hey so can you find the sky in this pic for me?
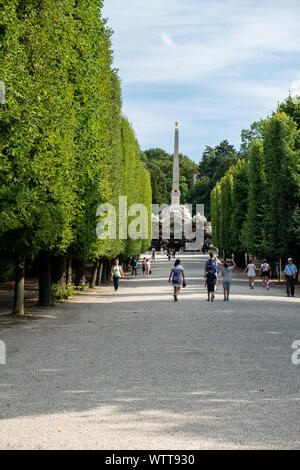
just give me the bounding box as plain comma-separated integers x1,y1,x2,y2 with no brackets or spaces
103,0,300,162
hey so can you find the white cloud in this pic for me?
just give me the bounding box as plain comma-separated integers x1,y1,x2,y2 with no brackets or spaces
291,80,300,97
102,0,300,160
161,33,174,47
104,0,300,84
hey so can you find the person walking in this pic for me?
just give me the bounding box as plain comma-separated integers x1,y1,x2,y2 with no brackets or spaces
204,252,219,288
111,259,124,292
244,260,259,289
284,258,298,297
205,265,216,302
131,257,138,277
145,258,151,278
169,259,185,302
151,248,156,262
142,257,146,276
261,259,271,290
222,259,236,301
167,248,171,262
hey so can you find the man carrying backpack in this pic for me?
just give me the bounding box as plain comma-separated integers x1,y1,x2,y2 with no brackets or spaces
204,253,216,274
204,252,221,290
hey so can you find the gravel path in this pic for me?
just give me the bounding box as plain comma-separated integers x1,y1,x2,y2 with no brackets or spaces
0,254,300,450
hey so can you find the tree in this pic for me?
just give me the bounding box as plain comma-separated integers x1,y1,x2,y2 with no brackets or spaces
142,155,168,205
278,95,300,131
185,177,211,217
240,121,266,157
230,159,248,263
243,141,265,258
186,141,237,220
0,1,152,312
0,0,78,311
263,112,300,262
143,148,197,204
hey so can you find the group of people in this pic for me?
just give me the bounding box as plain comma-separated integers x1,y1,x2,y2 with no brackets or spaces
167,248,176,261
142,258,152,278
243,257,299,297
169,252,299,302
151,247,176,262
204,253,299,301
110,257,152,292
131,256,152,278
204,253,235,302
111,252,299,299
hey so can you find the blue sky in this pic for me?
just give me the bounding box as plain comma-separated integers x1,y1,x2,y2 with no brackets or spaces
103,0,300,162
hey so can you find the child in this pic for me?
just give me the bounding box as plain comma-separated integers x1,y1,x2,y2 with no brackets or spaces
222,259,236,301
205,266,216,302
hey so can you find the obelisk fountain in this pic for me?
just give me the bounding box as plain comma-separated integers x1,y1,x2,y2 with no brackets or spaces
171,122,181,206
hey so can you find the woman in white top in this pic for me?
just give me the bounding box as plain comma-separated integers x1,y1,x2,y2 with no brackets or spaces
243,260,259,289
111,259,124,292
145,258,151,278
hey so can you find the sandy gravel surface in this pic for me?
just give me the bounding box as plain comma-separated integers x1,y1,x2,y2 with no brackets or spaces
0,254,300,450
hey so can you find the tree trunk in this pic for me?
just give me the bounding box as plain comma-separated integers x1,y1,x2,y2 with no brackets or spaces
75,259,86,287
51,256,67,289
13,258,25,316
101,259,110,283
106,259,112,281
96,261,103,287
38,252,54,307
66,258,73,285
90,260,100,289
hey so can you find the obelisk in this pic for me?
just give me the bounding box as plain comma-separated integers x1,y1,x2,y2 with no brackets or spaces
171,122,181,206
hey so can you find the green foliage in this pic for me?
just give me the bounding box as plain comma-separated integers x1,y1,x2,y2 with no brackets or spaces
119,118,152,257
186,140,238,218
0,258,15,283
210,105,300,264
219,171,233,255
0,0,152,316
185,176,211,216
210,185,218,247
143,148,197,204
278,95,300,132
0,0,77,258
230,159,248,253
51,282,78,300
240,121,266,157
244,141,265,257
263,112,300,260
